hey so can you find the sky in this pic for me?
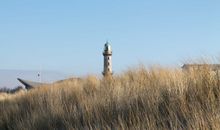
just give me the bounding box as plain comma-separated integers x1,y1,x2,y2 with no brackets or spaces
0,0,220,76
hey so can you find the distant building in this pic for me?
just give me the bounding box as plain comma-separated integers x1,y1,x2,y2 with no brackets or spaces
102,42,113,76
17,78,48,90
182,64,220,72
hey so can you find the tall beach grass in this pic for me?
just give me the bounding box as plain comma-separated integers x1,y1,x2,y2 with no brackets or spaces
1,65,220,129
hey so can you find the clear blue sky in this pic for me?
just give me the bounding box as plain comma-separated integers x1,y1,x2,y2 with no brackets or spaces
0,0,220,75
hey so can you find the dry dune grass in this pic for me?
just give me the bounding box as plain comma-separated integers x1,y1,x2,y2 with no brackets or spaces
0,90,26,101
1,66,220,129
0,93,9,101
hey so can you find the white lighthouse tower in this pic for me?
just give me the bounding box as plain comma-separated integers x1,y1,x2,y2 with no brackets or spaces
103,42,113,76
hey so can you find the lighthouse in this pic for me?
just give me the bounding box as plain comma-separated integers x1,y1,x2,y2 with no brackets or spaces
103,42,113,76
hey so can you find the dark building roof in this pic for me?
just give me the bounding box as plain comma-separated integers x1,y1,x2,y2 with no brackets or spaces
17,78,48,90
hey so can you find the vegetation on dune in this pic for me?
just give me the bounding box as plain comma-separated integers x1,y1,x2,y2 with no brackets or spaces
1,66,220,130
0,86,24,94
